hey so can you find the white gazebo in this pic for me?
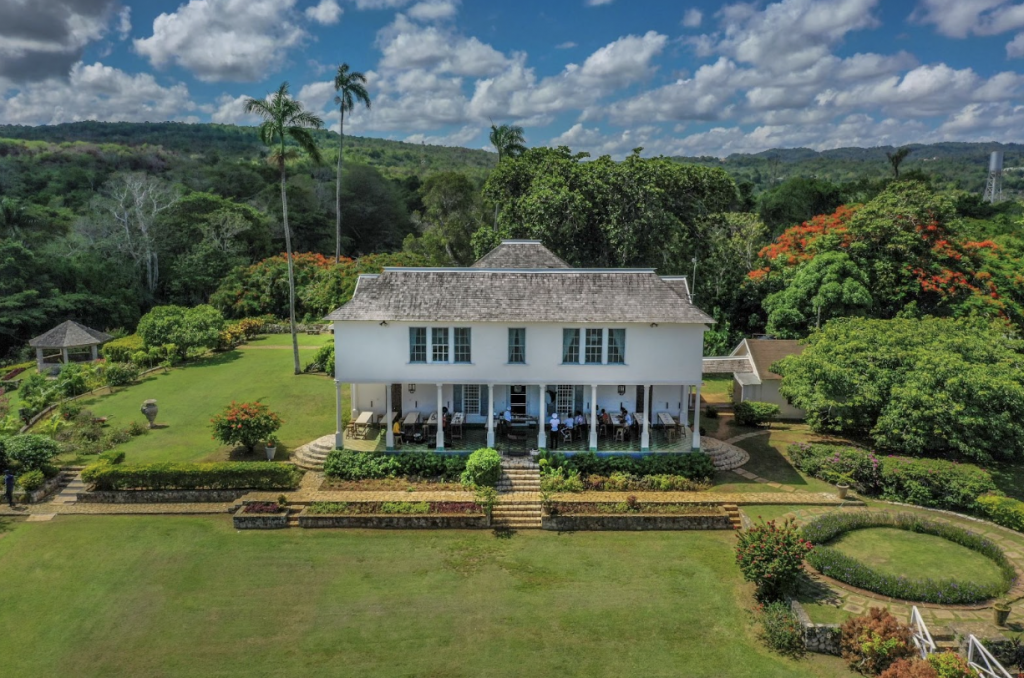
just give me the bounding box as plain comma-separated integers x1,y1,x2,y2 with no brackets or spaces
29,320,112,374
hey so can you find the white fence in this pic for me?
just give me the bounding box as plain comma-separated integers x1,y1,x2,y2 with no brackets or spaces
967,635,1014,678
910,606,936,659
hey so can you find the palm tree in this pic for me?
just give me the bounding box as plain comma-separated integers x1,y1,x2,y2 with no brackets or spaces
245,82,324,375
488,123,526,229
333,63,371,263
886,146,912,179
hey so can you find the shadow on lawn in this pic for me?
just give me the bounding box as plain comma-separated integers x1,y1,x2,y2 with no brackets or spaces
738,436,812,487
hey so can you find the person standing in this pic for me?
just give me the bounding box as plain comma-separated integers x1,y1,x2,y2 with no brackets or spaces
549,412,560,450
4,469,15,508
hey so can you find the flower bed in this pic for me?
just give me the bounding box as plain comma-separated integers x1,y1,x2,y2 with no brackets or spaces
1,366,28,381
802,511,1015,605
547,501,722,516
319,478,465,492
233,503,288,530
305,500,481,515
542,500,730,530
298,501,486,529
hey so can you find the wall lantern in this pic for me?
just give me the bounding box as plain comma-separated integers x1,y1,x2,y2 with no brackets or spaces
379,320,389,327
617,385,626,396
408,383,416,394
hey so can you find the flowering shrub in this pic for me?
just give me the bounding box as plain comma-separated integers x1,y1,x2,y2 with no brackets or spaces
879,658,938,678
460,447,502,488
2,434,60,473
788,443,997,512
242,502,283,514
210,401,282,453
735,518,813,601
548,502,722,516
802,511,1014,604
927,652,972,678
305,500,481,515
754,601,805,657
841,608,914,675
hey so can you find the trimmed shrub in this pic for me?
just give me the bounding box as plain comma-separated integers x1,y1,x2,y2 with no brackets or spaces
803,511,1015,605
927,652,972,678
102,334,144,363
735,518,813,601
209,401,282,453
754,601,805,657
879,658,939,678
304,343,335,375
789,443,997,512
734,401,780,427
841,608,915,675
2,434,60,472
305,500,481,515
540,450,715,482
322,450,466,481
976,494,1024,532
103,362,140,388
81,462,301,491
98,450,125,465
461,448,501,488
17,469,45,492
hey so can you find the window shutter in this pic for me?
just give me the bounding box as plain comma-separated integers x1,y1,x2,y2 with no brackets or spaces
453,385,463,413
480,385,489,416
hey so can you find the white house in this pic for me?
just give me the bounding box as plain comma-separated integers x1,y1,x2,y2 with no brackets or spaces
730,338,805,419
326,241,713,454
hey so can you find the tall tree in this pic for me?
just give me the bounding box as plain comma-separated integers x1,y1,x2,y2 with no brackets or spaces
244,82,324,375
488,123,526,229
886,146,912,179
333,64,371,264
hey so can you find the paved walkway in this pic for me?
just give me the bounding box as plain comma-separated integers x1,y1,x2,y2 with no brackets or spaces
49,472,85,506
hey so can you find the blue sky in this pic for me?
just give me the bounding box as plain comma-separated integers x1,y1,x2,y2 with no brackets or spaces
2,0,1024,157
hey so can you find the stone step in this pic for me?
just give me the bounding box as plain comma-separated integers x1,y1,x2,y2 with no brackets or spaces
493,508,542,515
492,521,542,529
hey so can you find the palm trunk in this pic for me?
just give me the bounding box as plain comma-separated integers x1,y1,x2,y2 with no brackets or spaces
335,109,345,264
280,160,301,375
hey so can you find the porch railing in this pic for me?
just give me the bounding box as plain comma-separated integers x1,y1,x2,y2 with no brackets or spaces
910,606,936,659
966,635,1013,678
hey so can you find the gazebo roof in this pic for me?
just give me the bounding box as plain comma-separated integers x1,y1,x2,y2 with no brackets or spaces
29,321,112,348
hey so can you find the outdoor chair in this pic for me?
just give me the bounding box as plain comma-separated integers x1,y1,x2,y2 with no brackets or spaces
561,428,573,445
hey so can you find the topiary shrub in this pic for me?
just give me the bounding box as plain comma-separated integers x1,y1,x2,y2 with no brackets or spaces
17,469,45,492
840,608,915,675
209,401,282,454
460,448,501,488
754,601,805,657
102,334,144,363
3,434,60,473
976,494,1024,532
734,401,780,427
879,658,938,678
735,518,813,601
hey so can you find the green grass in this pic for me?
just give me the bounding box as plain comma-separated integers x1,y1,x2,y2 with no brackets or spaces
740,505,807,524
828,527,1006,589
245,333,333,347
72,349,342,464
0,516,854,678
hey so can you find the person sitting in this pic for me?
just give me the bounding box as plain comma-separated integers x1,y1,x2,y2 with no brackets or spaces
549,412,560,449
575,411,587,441
562,413,574,441
624,411,634,439
599,408,611,436
392,419,403,447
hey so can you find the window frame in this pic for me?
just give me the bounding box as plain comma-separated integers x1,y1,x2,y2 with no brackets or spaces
409,327,427,363
508,328,526,364
562,328,580,364
453,327,472,363
584,328,603,364
431,327,449,363
607,328,626,364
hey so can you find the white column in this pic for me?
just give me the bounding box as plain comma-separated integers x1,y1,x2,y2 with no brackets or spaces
35,347,44,373
334,380,343,449
436,383,444,451
385,384,395,451
350,383,358,419
537,384,547,449
91,345,98,360
641,383,650,451
680,384,688,427
61,347,68,364
486,384,495,448
589,384,598,452
692,383,702,450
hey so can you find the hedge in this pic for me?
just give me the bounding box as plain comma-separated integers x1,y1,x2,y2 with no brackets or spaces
541,450,715,482
82,462,301,491
322,450,466,481
102,334,144,363
976,495,1024,532
734,401,780,427
803,511,1014,605
461,448,501,487
789,443,997,512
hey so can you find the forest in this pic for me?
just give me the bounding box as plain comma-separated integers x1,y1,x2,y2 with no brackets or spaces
0,120,1022,363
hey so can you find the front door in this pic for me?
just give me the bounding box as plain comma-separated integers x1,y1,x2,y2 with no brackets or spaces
510,385,527,416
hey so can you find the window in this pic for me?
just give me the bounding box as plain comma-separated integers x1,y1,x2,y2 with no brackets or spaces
556,385,574,416
432,327,449,363
608,329,626,364
454,328,471,363
464,385,480,415
585,329,603,364
409,327,426,362
508,328,526,363
562,329,580,364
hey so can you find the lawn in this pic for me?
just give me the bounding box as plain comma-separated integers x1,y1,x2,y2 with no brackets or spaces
70,348,342,464
711,426,845,495
0,516,854,678
245,333,333,347
828,527,1007,589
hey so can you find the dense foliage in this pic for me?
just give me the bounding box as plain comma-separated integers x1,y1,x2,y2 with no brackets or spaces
775,317,1024,461
136,304,225,359
1,434,60,474
733,401,780,427
209,401,282,453
753,601,805,657
840,608,914,676
802,511,1015,604
538,450,715,481
81,461,301,491
976,494,1024,532
735,518,813,601
460,448,502,488
788,443,998,512
305,500,482,515
322,449,467,482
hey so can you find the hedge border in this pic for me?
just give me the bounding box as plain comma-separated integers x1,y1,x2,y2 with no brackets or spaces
802,511,1016,605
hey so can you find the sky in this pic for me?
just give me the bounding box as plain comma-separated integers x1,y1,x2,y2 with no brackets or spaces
1,0,1024,158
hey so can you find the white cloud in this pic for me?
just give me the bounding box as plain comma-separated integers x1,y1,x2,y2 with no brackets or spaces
134,0,308,82
556,41,577,49
404,124,479,145
1008,32,1024,57
0,61,194,125
911,0,1024,38
406,0,458,21
682,8,702,27
345,0,413,8
209,93,261,124
586,0,614,5
549,123,659,156
305,0,342,24
117,6,132,39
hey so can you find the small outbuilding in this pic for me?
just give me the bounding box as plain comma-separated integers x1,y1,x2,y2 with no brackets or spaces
730,338,805,419
29,320,112,374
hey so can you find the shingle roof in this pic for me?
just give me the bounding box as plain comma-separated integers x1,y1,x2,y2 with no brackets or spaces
29,320,112,348
746,339,804,380
471,240,571,269
326,269,714,324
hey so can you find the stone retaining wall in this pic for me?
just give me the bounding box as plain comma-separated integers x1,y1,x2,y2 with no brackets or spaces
78,489,247,504
233,510,289,529
16,474,65,504
542,513,732,531
789,599,841,656
298,512,487,529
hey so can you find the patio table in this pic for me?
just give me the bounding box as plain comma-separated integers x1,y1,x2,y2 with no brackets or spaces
354,411,374,439
658,412,677,428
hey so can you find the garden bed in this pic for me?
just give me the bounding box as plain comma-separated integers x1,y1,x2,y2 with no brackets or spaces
318,478,465,492
233,503,289,530
298,500,487,529
543,502,730,530
15,474,65,504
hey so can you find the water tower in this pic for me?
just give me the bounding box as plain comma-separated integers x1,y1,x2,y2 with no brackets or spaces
984,150,1003,203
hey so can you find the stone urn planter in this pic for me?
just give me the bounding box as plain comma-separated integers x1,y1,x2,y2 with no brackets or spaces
836,484,850,500
994,602,1012,627
140,399,158,429
264,439,277,461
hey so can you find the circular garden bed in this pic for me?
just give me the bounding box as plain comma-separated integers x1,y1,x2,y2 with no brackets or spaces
801,511,1016,605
